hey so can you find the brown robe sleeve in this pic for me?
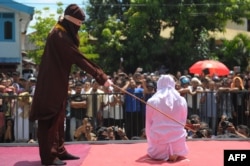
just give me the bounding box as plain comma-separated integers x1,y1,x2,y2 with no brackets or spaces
29,27,107,121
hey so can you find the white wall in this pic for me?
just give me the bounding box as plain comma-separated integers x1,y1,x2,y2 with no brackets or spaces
226,19,248,31
0,6,21,60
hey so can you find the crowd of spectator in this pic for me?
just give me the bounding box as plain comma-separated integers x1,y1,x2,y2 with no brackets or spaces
0,65,250,143
0,69,36,143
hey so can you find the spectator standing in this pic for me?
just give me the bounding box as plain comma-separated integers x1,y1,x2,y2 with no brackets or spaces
64,80,75,142
11,71,22,94
69,81,87,141
3,89,16,140
101,85,112,127
0,93,13,142
79,70,89,83
123,78,144,139
81,79,91,94
14,92,32,142
186,77,203,117
107,80,124,127
18,77,28,93
200,80,217,134
217,78,234,128
0,77,16,142
244,75,250,128
22,63,34,80
28,77,37,142
178,76,191,97
230,76,248,126
28,76,36,95
141,78,156,129
87,79,105,129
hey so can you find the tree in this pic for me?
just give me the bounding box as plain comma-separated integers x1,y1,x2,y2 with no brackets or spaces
27,1,250,74
27,1,95,72
220,33,250,71
27,2,64,64
86,0,166,73
85,0,130,73
85,0,250,74
122,0,166,73
161,0,250,73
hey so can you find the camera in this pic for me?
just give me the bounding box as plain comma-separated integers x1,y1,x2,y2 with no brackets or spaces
85,125,91,132
221,120,231,129
112,126,119,132
195,130,205,138
191,119,199,124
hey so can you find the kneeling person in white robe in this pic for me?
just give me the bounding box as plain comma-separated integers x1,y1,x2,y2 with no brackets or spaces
146,75,188,161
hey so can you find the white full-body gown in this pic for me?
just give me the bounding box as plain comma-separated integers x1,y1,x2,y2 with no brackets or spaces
146,75,188,161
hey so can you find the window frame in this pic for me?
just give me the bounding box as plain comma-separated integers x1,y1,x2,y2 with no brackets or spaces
0,13,15,42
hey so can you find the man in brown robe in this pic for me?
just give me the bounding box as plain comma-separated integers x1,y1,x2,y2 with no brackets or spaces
29,4,112,165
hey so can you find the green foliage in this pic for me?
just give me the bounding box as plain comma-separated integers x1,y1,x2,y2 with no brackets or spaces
27,0,250,74
156,0,250,73
85,0,250,73
86,0,129,73
27,3,64,64
220,33,250,70
194,28,210,59
27,2,98,66
121,0,165,72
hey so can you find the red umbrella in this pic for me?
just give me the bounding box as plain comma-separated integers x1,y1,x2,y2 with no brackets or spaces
189,60,230,76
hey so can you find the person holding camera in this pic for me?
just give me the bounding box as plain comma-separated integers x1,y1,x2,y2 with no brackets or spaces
106,126,128,140
192,127,213,139
185,114,202,138
114,126,128,140
217,115,249,138
74,118,96,141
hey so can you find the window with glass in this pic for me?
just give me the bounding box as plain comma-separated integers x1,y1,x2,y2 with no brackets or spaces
0,13,15,41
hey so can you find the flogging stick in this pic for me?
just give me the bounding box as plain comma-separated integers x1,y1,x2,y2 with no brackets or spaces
111,84,196,133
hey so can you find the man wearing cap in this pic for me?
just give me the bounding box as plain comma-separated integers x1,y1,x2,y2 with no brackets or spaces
29,4,112,165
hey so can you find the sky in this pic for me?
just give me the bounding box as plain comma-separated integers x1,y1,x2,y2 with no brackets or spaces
15,0,87,11
14,0,87,33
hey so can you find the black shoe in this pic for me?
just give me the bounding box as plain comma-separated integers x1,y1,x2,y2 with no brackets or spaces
42,158,66,165
58,153,80,160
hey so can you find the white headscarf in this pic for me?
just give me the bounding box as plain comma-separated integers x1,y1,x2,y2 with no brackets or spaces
155,75,180,110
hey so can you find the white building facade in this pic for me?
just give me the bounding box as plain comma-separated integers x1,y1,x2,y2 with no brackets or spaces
0,0,34,72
